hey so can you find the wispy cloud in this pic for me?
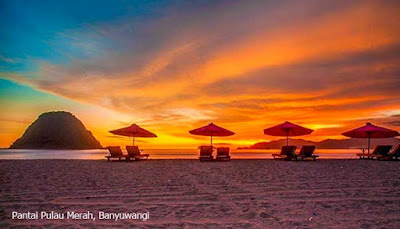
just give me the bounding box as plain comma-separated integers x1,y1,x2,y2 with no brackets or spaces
0,55,22,64
1,0,400,146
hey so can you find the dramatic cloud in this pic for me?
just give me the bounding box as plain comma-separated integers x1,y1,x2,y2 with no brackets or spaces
1,0,400,147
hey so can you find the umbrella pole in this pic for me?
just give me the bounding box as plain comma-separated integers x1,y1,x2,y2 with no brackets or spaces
133,137,135,146
210,136,213,147
286,130,289,146
367,133,370,155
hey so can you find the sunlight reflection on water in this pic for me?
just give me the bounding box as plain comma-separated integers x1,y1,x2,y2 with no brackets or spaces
0,149,360,160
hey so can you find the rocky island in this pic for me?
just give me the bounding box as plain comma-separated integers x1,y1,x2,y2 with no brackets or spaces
10,111,102,149
238,138,400,149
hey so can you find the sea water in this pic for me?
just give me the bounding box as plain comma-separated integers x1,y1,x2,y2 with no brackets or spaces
0,149,360,160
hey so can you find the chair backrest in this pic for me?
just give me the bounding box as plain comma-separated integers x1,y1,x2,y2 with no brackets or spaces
217,147,230,156
280,145,297,156
298,145,316,157
199,146,213,156
389,144,400,156
126,146,141,157
107,146,124,156
372,145,392,156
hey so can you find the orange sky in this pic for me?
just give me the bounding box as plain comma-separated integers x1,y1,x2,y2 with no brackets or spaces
1,0,399,148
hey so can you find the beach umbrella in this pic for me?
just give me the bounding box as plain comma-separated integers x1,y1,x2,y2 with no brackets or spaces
189,123,235,147
341,122,399,155
264,121,313,146
109,124,157,146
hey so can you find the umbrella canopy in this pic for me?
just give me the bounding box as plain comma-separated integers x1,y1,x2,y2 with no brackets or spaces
342,122,399,154
189,123,235,146
109,124,157,145
264,121,314,146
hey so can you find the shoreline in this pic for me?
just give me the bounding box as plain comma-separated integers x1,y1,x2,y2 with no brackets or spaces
0,148,362,160
0,158,363,161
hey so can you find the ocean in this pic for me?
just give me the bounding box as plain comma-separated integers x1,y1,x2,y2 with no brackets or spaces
0,149,361,160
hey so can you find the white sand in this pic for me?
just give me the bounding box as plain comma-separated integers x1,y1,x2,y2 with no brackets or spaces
1,159,399,228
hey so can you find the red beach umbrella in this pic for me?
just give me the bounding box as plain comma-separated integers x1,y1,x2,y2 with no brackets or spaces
189,123,235,147
264,121,314,146
109,124,157,145
342,122,399,155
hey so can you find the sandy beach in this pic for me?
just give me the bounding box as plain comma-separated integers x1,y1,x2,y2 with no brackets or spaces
1,159,399,228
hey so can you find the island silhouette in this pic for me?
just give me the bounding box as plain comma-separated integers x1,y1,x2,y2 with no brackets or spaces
10,111,102,149
239,138,400,149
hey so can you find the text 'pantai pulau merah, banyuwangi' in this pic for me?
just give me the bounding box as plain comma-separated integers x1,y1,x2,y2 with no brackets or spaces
11,211,150,221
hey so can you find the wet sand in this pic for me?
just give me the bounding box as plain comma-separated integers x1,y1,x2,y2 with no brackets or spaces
1,159,399,228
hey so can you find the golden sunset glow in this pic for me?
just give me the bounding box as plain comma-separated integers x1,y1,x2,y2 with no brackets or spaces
1,0,399,148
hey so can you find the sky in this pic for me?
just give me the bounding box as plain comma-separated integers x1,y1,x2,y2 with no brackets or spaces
1,0,400,148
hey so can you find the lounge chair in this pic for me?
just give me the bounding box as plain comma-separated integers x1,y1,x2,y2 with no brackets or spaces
356,145,392,159
272,145,297,160
380,144,400,161
105,146,127,161
126,146,150,161
199,146,214,162
297,145,318,161
216,147,231,161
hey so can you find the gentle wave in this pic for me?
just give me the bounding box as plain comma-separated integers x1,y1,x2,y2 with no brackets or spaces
0,149,361,160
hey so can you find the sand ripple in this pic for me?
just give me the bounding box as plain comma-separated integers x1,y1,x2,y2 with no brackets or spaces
1,159,399,228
